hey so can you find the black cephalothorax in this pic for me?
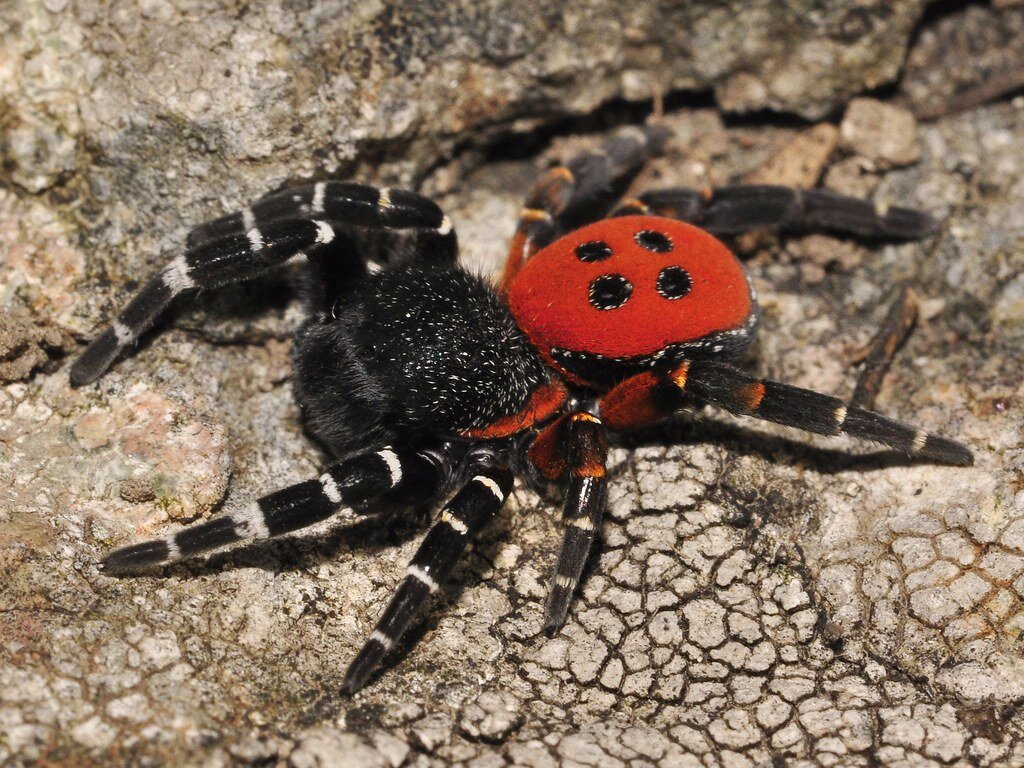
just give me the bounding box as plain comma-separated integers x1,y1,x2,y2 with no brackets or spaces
293,263,548,456
75,125,972,693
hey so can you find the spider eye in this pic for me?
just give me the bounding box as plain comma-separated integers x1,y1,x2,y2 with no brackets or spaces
656,266,692,300
635,230,673,253
575,240,613,262
589,274,633,310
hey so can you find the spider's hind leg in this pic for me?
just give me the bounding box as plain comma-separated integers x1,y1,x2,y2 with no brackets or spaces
499,124,671,290
611,185,938,241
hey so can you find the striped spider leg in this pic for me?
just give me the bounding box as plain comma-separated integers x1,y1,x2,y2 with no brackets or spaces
600,359,973,466
536,411,609,635
100,446,451,574
611,184,939,240
185,181,456,262
498,124,671,292
342,457,514,693
70,183,456,387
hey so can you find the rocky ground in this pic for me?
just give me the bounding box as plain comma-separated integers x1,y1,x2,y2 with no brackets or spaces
2,1,1024,766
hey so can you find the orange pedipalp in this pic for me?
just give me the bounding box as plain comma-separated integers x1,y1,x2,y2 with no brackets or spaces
527,414,569,480
459,380,567,440
599,370,665,432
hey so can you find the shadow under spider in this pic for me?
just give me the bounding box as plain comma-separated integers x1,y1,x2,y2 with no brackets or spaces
160,503,431,580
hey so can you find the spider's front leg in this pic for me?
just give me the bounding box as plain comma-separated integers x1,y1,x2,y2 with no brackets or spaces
185,181,456,260
71,182,456,386
100,446,448,574
528,411,609,634
71,217,344,386
342,459,514,694
600,361,972,466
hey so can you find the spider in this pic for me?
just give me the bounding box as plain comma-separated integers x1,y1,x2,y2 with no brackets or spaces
72,125,973,694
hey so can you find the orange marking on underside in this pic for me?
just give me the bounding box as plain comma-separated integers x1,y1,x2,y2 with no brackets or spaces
528,415,569,480
526,168,575,211
499,229,532,292
619,197,649,214
551,166,575,183
671,361,690,391
459,380,568,440
599,370,664,432
572,458,606,478
519,208,552,222
570,414,607,477
734,381,766,412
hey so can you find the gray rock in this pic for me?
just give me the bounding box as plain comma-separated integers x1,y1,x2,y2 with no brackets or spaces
3,2,1024,767
0,304,76,383
899,2,1024,119
2,0,934,343
839,98,922,168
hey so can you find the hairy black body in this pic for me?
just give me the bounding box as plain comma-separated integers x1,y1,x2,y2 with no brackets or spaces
293,263,547,455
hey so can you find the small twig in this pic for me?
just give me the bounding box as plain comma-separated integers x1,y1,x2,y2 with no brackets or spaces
914,66,1024,121
850,284,919,410
650,85,665,122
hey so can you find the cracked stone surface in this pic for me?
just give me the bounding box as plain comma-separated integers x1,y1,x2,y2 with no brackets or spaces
898,2,1024,119
3,3,1024,767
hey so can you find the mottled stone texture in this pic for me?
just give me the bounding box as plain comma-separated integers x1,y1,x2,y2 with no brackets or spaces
3,1,1024,767
0,0,934,349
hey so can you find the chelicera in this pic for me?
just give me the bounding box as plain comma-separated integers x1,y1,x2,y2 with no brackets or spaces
72,125,972,693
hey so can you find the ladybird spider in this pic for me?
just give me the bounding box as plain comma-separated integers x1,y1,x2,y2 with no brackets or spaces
74,125,973,693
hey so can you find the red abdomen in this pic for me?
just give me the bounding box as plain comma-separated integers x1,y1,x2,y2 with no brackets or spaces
507,216,756,387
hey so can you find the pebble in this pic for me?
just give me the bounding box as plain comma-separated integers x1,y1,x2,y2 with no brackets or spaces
839,98,921,168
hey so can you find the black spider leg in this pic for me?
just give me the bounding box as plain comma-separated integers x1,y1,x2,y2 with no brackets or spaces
500,125,670,289
342,458,514,694
611,185,938,240
673,360,973,465
185,181,457,264
186,183,456,283
70,218,341,386
70,185,457,386
544,411,609,635
100,446,451,574
550,124,672,234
